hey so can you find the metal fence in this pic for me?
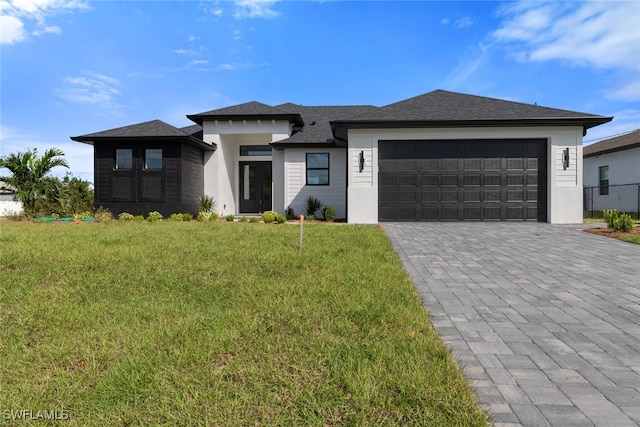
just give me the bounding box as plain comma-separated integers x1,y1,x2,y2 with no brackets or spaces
583,183,640,219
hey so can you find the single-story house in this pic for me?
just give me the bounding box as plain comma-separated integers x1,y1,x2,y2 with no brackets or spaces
583,129,640,213
71,89,612,223
0,182,23,216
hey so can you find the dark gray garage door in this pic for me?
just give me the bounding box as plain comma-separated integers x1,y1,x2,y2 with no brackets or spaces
379,139,547,221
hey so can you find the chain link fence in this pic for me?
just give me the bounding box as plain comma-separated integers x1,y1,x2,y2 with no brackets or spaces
583,183,640,219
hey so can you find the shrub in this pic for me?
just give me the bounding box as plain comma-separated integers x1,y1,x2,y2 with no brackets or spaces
603,209,634,233
305,215,315,221
134,215,144,222
197,211,210,222
285,207,296,220
262,211,276,223
210,212,219,222
613,213,634,233
199,195,215,213
118,212,134,221
225,214,235,222
304,196,323,218
95,207,113,222
322,205,336,222
249,217,259,223
182,213,193,221
147,211,163,222
240,216,248,222
169,213,184,221
276,214,286,224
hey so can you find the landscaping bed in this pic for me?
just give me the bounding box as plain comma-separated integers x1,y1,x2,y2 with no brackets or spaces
584,225,640,244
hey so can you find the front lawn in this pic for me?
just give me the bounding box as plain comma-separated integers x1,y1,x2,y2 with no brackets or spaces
0,221,489,426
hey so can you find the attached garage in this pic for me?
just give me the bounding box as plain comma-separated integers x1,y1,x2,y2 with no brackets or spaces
378,139,547,221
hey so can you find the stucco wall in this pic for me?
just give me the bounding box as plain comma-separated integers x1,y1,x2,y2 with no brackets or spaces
346,126,586,224
202,119,290,215
584,146,640,212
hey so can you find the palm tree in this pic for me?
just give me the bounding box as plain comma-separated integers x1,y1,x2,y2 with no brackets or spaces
0,147,69,216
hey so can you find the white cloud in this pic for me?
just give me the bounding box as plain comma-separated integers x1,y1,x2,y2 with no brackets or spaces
0,0,87,44
0,14,25,43
493,1,640,101
57,72,121,107
233,0,279,19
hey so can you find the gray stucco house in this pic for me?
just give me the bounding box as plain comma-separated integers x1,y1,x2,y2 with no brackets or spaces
72,89,611,223
583,129,640,214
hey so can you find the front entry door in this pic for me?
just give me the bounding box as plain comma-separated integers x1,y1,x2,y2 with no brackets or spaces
239,161,272,213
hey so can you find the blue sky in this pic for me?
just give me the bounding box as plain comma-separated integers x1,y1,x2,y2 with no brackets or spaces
2,0,639,181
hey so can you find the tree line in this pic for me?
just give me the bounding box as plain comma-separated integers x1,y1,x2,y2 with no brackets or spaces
0,148,93,217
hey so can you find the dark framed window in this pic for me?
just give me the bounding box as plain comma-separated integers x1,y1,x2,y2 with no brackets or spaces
115,149,132,170
240,145,272,156
599,165,609,195
145,149,163,170
306,153,329,185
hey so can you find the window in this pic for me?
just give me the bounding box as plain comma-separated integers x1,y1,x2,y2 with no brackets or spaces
145,149,163,170
115,149,132,170
306,153,329,185
240,145,272,156
599,165,609,195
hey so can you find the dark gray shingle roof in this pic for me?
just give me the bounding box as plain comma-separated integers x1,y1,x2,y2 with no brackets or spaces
584,129,640,157
70,120,214,151
187,101,305,127
272,104,378,146
72,120,193,139
352,90,609,121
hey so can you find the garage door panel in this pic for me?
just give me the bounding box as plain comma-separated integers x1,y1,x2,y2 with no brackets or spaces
398,190,418,202
483,206,501,220
422,189,439,202
483,189,501,202
464,189,481,202
442,175,458,186
377,139,547,222
441,205,460,220
421,174,439,186
442,159,459,171
464,158,482,170
441,189,458,202
464,174,481,186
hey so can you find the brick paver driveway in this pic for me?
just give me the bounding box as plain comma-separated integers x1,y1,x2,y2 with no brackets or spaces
384,223,640,427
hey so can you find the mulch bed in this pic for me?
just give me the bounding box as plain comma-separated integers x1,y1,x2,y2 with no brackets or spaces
584,225,640,240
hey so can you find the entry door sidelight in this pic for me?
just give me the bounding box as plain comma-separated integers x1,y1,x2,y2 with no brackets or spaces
239,161,272,213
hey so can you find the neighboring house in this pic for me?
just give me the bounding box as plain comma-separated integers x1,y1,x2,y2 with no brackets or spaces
0,182,23,216
583,129,640,213
71,89,611,223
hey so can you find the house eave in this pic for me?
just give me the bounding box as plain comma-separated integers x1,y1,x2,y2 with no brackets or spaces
70,135,216,151
270,140,338,150
584,142,640,158
187,113,305,128
330,117,613,143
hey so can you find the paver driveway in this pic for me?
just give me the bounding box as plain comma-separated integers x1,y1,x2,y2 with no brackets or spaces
384,223,640,427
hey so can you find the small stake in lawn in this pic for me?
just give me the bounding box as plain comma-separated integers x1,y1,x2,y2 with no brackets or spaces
299,215,304,251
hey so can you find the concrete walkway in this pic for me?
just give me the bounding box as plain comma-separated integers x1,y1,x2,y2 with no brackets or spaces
384,223,640,427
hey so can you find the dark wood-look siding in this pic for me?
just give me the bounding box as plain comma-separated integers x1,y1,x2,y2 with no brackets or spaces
180,143,205,212
93,140,205,217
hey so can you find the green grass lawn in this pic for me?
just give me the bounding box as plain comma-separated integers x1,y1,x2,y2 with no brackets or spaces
0,221,489,426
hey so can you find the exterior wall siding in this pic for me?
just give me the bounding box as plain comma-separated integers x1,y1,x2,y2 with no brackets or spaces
93,141,204,217
284,148,346,219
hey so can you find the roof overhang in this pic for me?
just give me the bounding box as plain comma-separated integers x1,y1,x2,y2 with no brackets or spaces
187,113,305,128
584,141,640,158
270,140,338,150
70,135,216,151
330,117,614,143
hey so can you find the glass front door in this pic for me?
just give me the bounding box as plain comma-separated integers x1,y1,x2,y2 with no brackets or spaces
239,161,272,213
